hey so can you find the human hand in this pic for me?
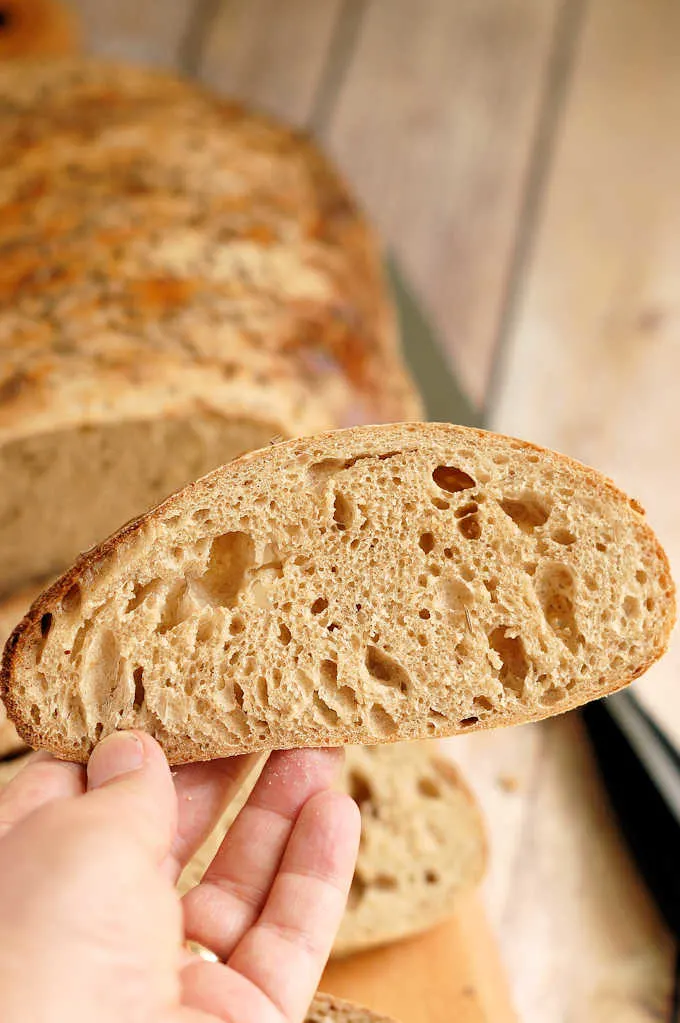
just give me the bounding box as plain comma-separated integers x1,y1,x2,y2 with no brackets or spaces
0,732,360,1023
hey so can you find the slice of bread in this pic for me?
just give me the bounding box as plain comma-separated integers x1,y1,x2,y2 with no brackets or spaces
1,423,674,763
180,742,486,957
307,994,398,1023
0,585,42,758
0,58,421,593
333,744,485,956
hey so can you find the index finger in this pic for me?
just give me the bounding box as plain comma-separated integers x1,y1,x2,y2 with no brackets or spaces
227,789,361,1020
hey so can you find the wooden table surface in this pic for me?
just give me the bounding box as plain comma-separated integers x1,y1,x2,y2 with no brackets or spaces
56,1,680,1018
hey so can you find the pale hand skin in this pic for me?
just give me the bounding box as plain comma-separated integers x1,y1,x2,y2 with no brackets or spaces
0,731,361,1023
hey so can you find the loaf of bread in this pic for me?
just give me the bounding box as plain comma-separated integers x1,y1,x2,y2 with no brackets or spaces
181,742,486,956
0,585,41,758
0,0,79,60
0,58,420,593
3,423,673,763
307,994,397,1023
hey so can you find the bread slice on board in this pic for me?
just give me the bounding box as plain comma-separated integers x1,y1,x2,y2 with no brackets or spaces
179,742,486,957
307,994,398,1023
0,58,420,593
2,423,674,764
0,585,42,758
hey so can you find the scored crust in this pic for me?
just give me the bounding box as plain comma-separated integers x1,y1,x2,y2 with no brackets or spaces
1,422,674,764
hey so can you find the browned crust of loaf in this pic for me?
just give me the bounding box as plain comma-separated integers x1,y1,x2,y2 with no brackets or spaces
309,993,399,1023
1,422,675,763
0,58,421,439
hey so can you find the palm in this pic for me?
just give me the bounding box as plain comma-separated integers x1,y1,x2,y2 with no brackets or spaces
0,740,360,1023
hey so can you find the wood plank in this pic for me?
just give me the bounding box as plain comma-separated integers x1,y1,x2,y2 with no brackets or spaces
199,0,342,126
323,0,561,406
491,0,680,740
70,0,194,67
491,0,680,1018
502,716,674,1022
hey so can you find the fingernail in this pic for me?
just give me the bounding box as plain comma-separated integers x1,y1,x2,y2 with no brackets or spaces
87,731,145,789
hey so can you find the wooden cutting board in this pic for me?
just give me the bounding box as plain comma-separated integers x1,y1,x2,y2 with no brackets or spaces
322,891,517,1023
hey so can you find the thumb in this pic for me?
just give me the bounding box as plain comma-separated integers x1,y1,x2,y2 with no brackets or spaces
85,730,178,864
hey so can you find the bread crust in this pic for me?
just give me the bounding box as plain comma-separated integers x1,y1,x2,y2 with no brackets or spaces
0,59,421,447
2,422,674,763
308,993,399,1022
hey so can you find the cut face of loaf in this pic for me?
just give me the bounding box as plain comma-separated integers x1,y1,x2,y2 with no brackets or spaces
0,58,421,591
1,423,674,763
179,742,486,957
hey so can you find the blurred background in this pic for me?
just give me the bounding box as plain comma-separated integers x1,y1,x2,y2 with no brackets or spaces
3,0,679,1020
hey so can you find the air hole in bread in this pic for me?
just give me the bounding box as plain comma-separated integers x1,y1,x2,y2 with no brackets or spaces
313,692,339,726
473,694,494,711
40,612,52,638
255,677,268,705
646,597,655,612
347,872,367,910
233,683,245,709
333,491,354,530
157,580,193,635
61,584,82,615
309,457,346,481
132,667,145,711
499,495,550,533
552,528,576,546
460,716,479,727
458,515,481,540
374,874,398,891
432,497,450,510
278,621,292,645
623,595,641,618
348,769,373,809
30,703,40,724
432,466,475,493
94,722,103,741
311,597,329,615
126,578,161,614
193,531,254,608
368,703,398,736
488,627,529,697
365,646,410,694
419,532,435,553
596,542,607,552
439,575,473,613
536,563,581,653
417,776,441,799
419,609,430,620
320,658,338,686
455,502,478,519
425,870,440,885
541,685,565,706
81,629,120,715
636,569,648,584
196,616,215,643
